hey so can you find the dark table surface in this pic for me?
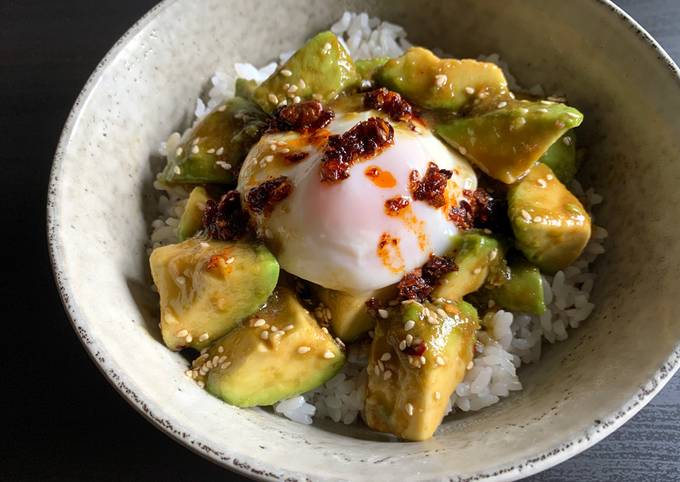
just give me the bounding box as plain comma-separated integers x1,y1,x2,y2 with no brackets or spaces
2,0,678,480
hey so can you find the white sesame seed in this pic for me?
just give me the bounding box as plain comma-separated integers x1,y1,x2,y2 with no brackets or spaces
216,161,232,170
380,352,392,362
299,78,306,89
377,360,384,372
260,330,269,340
253,318,266,327
323,351,335,359
225,256,235,264
434,74,448,87
175,146,183,156
207,148,216,154
374,365,380,376
221,362,231,370
192,137,200,145
533,216,543,223
218,105,227,112
404,319,415,331
405,334,413,345
173,166,181,175
185,334,193,343
284,324,294,331
176,329,188,338
497,101,508,108
287,84,298,93
521,209,532,222
270,326,278,332
537,179,548,188
467,361,474,370
378,308,389,319
198,333,209,342
216,146,225,156
434,391,441,400
464,86,475,95
184,369,193,378
191,145,199,154
472,267,482,275
293,96,301,104
197,381,205,388
383,370,392,380
405,403,414,416
268,93,279,104
280,69,292,77
335,337,345,348
546,174,555,181
458,145,468,155
263,155,274,163
217,346,224,353
563,136,573,146
436,356,446,366
322,42,332,53
297,346,311,354
399,340,407,351
420,355,427,365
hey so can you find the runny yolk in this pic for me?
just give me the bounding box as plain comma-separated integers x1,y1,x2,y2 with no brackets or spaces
365,166,396,188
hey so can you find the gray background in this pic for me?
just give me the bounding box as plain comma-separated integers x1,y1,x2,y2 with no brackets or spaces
0,0,677,480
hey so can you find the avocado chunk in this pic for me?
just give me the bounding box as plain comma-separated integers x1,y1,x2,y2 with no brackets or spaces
478,259,546,315
192,286,345,407
539,132,577,183
177,187,212,241
508,164,591,273
431,233,507,302
436,99,584,183
253,31,360,113
311,284,396,342
162,97,267,184
375,47,509,111
356,57,389,81
363,300,479,441
234,78,257,100
149,238,279,350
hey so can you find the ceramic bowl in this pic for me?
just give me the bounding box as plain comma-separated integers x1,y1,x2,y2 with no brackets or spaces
47,0,680,480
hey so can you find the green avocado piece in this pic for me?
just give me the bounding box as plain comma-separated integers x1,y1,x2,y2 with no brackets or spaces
253,31,360,113
234,78,258,100
436,99,584,184
149,238,279,350
193,286,345,407
311,284,396,342
162,97,268,184
356,57,389,81
508,164,591,273
375,47,509,111
431,233,507,302
364,300,479,441
539,132,577,183
177,186,212,241
481,260,545,314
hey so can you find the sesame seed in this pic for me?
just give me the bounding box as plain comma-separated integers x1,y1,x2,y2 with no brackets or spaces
405,334,414,345
287,84,298,93
519,107,529,115
467,361,474,370
383,370,392,380
191,145,199,154
533,216,543,223
420,355,427,365
293,96,301,104
184,369,193,378
434,391,441,400
322,42,332,53
217,346,224,353
268,93,279,104
399,340,407,351
200,242,210,248
374,365,381,376
269,143,278,151
198,333,209,342
197,381,205,388
472,267,482,275
192,137,200,145
225,256,235,264
546,174,555,181
321,326,329,334
270,326,278,332
335,337,345,348
497,101,508,108
260,331,269,340
284,324,294,331
323,351,335,359
436,356,446,366
458,146,468,155
297,346,311,354
207,148,216,154
563,136,573,146
434,74,448,87
299,79,306,89
377,360,384,371
488,299,496,308
176,329,188,338
521,209,532,222
464,86,475,95
380,352,392,362
253,318,266,327
216,161,232,170
218,105,227,112
175,146,183,156
404,319,415,331
280,69,292,77
263,155,274,163
216,146,225,156
221,362,231,370
537,179,547,188
280,147,290,154
405,403,414,416
185,334,193,343
378,309,389,319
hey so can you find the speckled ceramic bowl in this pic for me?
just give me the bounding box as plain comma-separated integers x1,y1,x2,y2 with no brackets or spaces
47,0,680,480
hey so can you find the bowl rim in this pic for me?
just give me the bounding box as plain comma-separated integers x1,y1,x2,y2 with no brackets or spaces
46,0,680,480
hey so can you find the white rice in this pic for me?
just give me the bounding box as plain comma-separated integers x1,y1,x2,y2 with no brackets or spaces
147,11,608,430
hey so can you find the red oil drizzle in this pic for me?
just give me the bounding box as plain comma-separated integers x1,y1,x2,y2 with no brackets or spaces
364,166,397,188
